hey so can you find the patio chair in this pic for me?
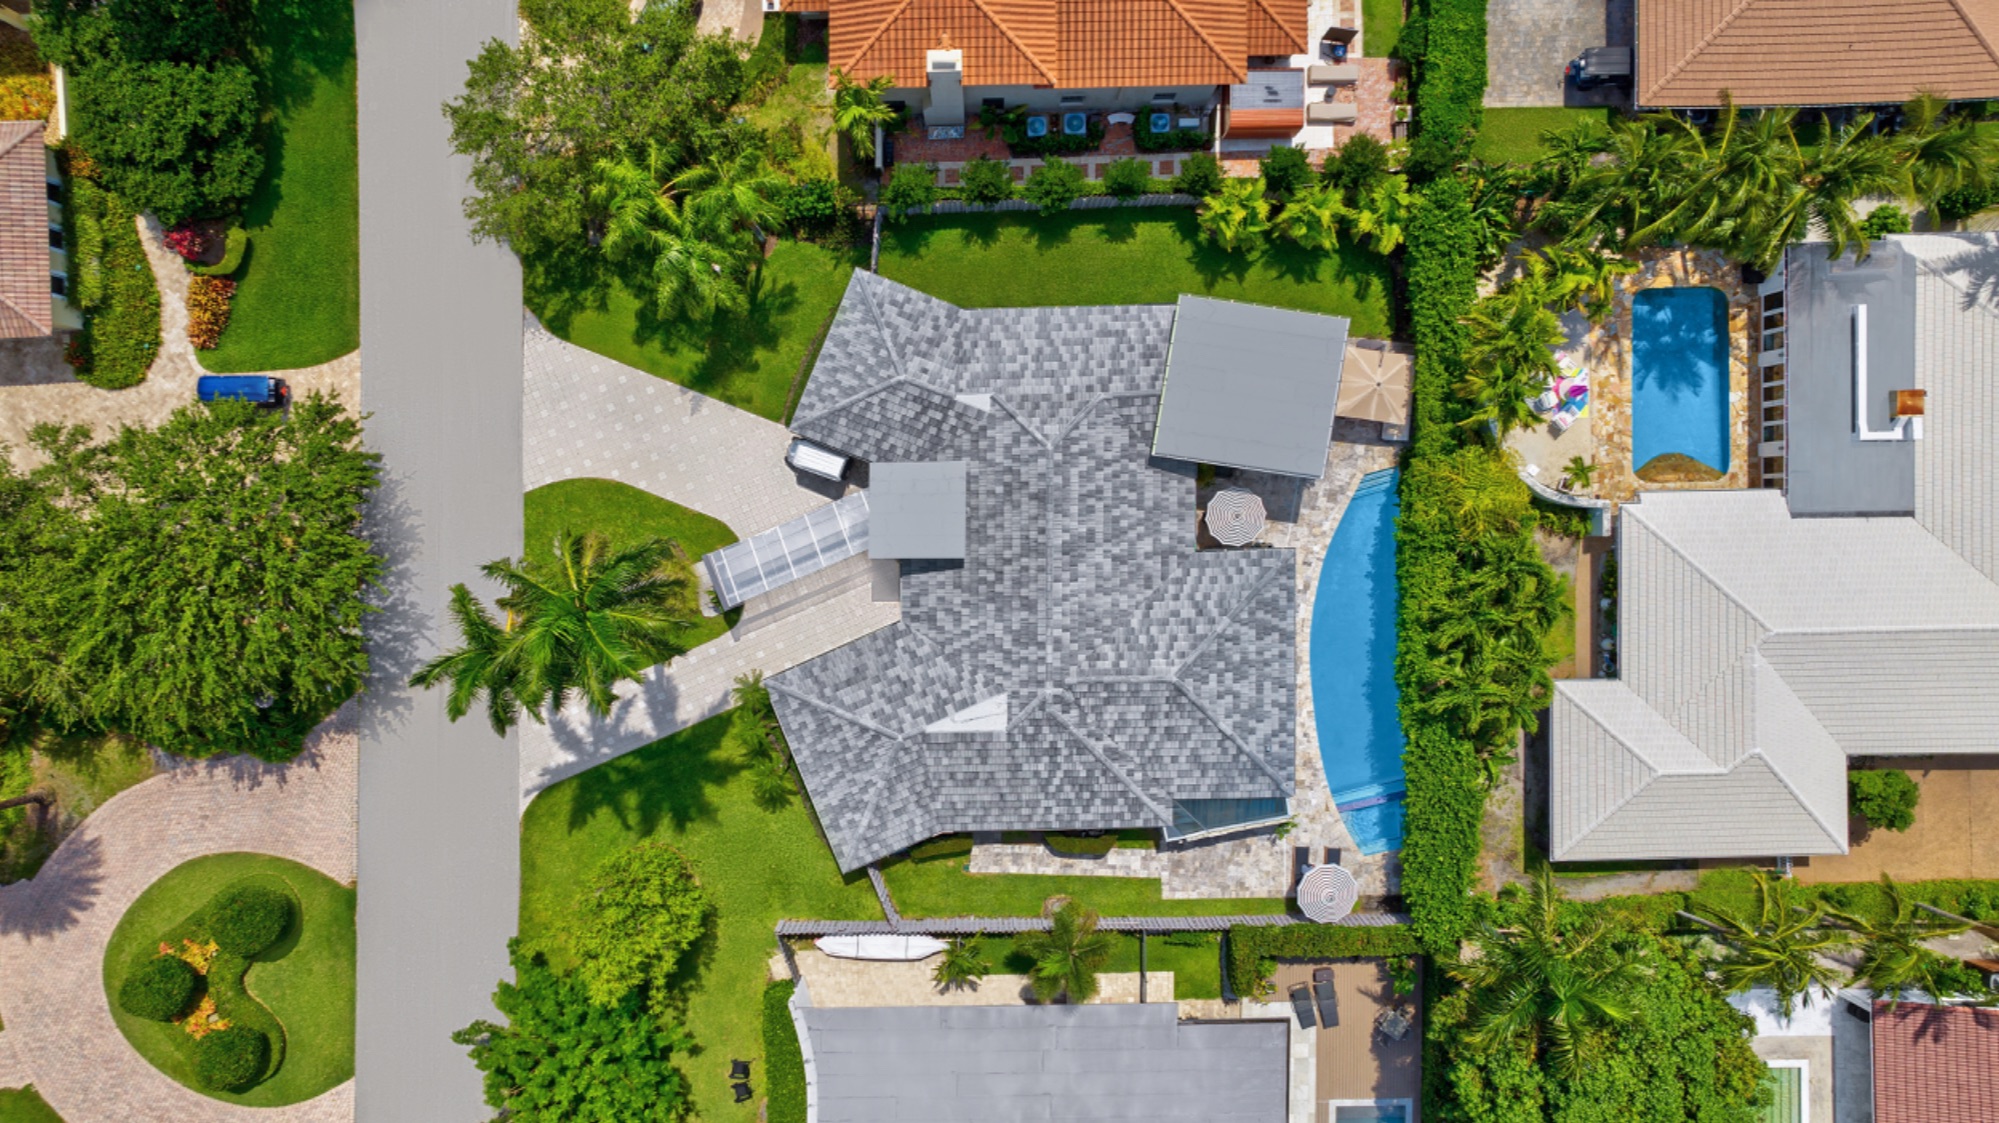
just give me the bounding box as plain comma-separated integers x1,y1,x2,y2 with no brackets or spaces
1312,968,1340,1027
1529,389,1559,415
1107,111,1136,126
733,1082,753,1103
1308,64,1361,85
1550,404,1581,436
1289,984,1317,1029
731,1059,751,1080
1306,101,1358,125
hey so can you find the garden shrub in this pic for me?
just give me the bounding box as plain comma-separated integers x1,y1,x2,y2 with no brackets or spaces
185,275,237,351
881,162,938,220
1102,156,1151,200
908,834,974,862
1936,183,1996,222
1044,832,1118,857
1849,768,1920,833
193,1025,271,1092
763,980,806,1123
62,176,161,389
118,954,199,1021
1161,930,1216,948
210,882,294,956
1023,157,1086,214
570,842,711,1010
163,224,207,262
1259,145,1314,199
1323,133,1390,198
1171,151,1224,197
1227,924,1423,998
1860,204,1912,239
191,224,248,276
958,156,1014,205
1405,0,1487,179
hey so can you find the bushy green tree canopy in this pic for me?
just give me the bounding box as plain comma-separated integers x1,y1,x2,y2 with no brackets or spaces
68,60,264,225
570,842,711,1010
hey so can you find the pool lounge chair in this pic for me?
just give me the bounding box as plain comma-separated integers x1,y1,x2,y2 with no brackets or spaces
1312,968,1340,1027
1289,984,1317,1029
1529,388,1559,415
1306,101,1358,125
733,1082,753,1103
1550,403,1582,435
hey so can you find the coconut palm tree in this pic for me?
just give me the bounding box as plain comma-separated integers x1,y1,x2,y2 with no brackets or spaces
1562,456,1598,490
410,532,698,733
673,148,786,260
1197,177,1272,253
1451,869,1645,1077
1349,173,1415,253
593,150,748,319
1015,901,1115,1003
1895,92,1999,207
1275,182,1346,252
1455,280,1564,439
932,935,992,992
832,69,899,161
1531,245,1636,323
1681,870,1849,1018
1752,115,1903,267
1834,875,1975,1008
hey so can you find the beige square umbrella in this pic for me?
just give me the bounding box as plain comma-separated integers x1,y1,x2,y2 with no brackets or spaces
1336,342,1413,426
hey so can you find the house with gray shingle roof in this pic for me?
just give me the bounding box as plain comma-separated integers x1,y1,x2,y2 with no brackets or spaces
771,272,1303,872
1550,234,1999,862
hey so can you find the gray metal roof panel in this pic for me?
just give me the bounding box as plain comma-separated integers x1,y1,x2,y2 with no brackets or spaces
1151,295,1348,478
869,461,968,559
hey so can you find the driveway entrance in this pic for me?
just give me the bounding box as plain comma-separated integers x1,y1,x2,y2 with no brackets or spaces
1796,757,1999,883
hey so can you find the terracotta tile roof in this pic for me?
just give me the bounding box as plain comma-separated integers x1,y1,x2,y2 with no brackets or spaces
0,120,51,339
1639,0,1999,109
1871,1000,1999,1123
829,0,1299,88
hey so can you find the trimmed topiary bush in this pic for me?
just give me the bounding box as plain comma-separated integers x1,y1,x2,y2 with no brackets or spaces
1044,832,1118,857
119,954,199,1021
763,980,806,1123
191,225,248,277
210,884,293,956
958,156,1013,206
1102,156,1152,200
1171,151,1224,198
193,1025,271,1091
1850,768,1920,833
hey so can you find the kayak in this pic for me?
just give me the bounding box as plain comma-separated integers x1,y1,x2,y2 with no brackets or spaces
815,935,951,961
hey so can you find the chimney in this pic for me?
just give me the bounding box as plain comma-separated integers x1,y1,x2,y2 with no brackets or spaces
1893,388,1926,418
926,48,965,126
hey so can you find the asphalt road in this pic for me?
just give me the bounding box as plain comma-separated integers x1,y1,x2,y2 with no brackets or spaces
353,0,524,1116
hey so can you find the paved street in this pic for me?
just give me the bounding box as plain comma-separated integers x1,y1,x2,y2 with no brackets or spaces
353,0,523,1115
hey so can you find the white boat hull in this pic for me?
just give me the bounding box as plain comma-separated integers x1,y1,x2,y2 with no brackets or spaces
815,935,950,961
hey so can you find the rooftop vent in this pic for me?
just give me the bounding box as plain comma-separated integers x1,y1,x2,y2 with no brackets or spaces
1893,388,1926,418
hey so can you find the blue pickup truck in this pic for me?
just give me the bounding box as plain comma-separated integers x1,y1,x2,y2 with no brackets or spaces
196,375,290,407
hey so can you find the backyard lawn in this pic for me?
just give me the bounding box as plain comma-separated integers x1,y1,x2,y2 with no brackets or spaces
523,478,741,648
1363,0,1404,56
877,846,1291,920
102,853,356,1107
0,731,156,884
1473,107,1613,165
878,211,1394,337
202,0,359,371
978,933,1225,1000
0,1088,60,1123
528,239,861,422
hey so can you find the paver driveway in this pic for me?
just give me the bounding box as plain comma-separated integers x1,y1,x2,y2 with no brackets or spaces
0,718,357,1122
1485,0,1609,107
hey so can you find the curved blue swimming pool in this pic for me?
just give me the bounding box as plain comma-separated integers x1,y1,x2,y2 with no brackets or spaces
1309,468,1404,854
1631,286,1731,475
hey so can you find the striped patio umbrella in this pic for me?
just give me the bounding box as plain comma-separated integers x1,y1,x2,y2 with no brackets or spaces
1204,489,1266,547
1297,863,1360,923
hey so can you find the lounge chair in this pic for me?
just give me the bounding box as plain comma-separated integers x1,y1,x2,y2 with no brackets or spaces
1529,389,1559,415
1550,403,1581,435
733,1082,753,1103
1312,968,1340,1027
1289,984,1317,1028
1306,101,1359,125
731,1059,751,1080
1308,64,1361,84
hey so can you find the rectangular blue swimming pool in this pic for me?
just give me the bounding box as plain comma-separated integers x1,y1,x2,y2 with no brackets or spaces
1631,286,1731,475
1309,469,1404,854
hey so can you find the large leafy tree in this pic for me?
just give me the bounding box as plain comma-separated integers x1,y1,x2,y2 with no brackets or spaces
1683,869,1848,1018
569,842,711,1012
1836,875,1978,1006
410,531,698,733
10,397,380,759
455,942,690,1123
1455,278,1564,439
1197,176,1272,253
1276,182,1347,251
1015,901,1114,1004
67,60,264,225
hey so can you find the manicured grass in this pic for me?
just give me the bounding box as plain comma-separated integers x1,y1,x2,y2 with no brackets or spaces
528,239,862,421
1472,107,1614,165
877,847,1292,920
524,478,742,648
878,210,1394,337
201,0,359,371
981,933,1224,1000
102,853,355,1107
0,731,156,884
0,1087,62,1123
1363,0,1404,57
519,715,882,1121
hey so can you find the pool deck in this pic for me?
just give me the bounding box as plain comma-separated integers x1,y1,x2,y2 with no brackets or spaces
1505,246,1755,503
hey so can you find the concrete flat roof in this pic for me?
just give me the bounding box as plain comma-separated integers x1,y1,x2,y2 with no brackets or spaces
868,461,968,559
1151,295,1348,478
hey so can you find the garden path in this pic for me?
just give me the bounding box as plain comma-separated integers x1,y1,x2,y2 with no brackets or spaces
0,216,360,472
0,715,357,1122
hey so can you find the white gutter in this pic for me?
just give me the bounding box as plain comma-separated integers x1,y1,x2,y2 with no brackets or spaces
1851,304,1922,442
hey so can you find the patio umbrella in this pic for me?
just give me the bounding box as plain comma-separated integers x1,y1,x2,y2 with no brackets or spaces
1204,489,1266,546
1335,343,1413,426
1297,862,1359,923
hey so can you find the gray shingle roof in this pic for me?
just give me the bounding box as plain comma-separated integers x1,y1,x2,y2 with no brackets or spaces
777,273,1297,871
802,1003,1289,1123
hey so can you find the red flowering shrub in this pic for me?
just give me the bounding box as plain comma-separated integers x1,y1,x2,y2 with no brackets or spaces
186,275,235,350
164,224,208,262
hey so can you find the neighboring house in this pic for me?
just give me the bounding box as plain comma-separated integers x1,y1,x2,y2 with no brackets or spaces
788,0,1305,121
1636,0,1999,110
1869,997,1999,1123
799,1002,1289,1122
767,273,1362,872
0,119,78,338
1548,235,1999,863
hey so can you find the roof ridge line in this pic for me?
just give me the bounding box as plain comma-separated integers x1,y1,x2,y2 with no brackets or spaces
838,0,921,87
855,271,913,382
1625,504,1776,631
1248,0,1306,53
766,677,908,740
960,0,1061,85
1157,0,1245,83
1171,555,1285,678
1048,706,1177,827
0,292,49,335
1550,684,1685,854
1946,0,1999,70
791,374,912,427
0,122,36,162
1743,656,1849,851
989,393,1053,448
1663,644,1761,766
1643,0,1759,105
1168,678,1290,789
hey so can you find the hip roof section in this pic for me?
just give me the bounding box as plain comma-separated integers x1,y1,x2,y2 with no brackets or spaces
0,121,53,339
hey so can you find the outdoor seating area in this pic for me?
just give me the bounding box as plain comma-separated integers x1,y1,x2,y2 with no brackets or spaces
1268,959,1420,1114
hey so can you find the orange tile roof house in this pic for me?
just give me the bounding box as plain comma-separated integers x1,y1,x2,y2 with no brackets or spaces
0,119,61,339
1638,0,1999,109
1870,1000,1999,1123
811,0,1306,122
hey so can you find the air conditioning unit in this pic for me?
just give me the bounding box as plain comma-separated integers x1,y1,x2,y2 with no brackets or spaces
762,0,781,11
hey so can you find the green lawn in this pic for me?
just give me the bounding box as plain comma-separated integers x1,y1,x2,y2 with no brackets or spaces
524,478,742,648
102,853,355,1107
201,0,359,371
980,933,1224,1000
878,211,1394,337
520,715,882,1121
877,847,1291,920
0,731,156,884
1363,0,1404,57
0,1088,62,1123
1473,107,1614,165
528,239,862,422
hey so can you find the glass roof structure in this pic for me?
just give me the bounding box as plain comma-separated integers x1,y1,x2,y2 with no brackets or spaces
702,492,871,610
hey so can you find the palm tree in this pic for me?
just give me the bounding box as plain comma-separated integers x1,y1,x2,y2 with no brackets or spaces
1450,869,1644,1077
932,935,992,992
832,69,899,161
1759,115,1903,267
410,532,698,733
1533,245,1636,323
1895,92,1999,208
1455,280,1564,439
1681,870,1849,1018
1350,173,1415,253
1562,455,1598,490
1197,177,1272,253
673,148,786,260
1275,182,1346,252
1015,901,1115,1003
1834,875,1974,1007
593,151,747,319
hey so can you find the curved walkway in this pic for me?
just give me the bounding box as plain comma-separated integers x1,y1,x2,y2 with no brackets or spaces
0,717,358,1121
0,215,360,472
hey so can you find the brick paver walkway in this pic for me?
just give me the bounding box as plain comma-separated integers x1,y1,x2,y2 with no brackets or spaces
0,718,358,1121
0,215,360,473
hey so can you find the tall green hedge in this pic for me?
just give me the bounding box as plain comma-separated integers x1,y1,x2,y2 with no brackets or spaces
763,979,806,1123
1227,925,1424,998
1405,0,1488,179
62,174,161,389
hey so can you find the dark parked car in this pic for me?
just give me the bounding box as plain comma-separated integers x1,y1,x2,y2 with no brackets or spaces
1567,46,1633,90
197,375,289,407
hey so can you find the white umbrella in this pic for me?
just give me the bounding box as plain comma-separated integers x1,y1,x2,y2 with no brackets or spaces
1204,489,1266,547
1297,863,1359,923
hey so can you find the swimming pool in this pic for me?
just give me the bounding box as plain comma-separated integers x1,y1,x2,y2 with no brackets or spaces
1309,468,1404,855
1630,286,1731,475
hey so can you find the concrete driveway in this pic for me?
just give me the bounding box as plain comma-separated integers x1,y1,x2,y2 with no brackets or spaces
1485,0,1630,108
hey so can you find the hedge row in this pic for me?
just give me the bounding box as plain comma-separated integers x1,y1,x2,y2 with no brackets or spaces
62,173,161,389
1227,925,1424,998
762,979,806,1123
1404,0,1488,179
